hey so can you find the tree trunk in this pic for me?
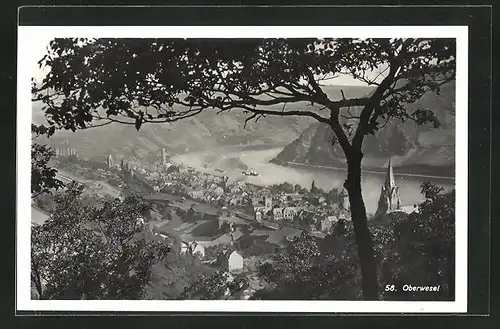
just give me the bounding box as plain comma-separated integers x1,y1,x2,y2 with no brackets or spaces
345,152,379,300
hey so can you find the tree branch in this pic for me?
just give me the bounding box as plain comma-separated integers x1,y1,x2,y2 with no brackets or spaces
327,106,352,153
243,112,259,129
235,105,329,124
303,69,327,99
350,41,412,150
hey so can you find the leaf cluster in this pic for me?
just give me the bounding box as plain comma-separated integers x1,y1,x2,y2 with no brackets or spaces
31,185,170,300
33,38,455,148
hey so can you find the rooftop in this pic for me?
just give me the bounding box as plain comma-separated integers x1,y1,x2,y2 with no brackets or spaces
209,230,245,246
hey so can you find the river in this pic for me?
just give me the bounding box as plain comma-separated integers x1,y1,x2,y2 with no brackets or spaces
172,147,455,214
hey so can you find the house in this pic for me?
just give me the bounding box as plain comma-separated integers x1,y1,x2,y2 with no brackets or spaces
188,189,206,200
320,216,337,233
218,211,249,230
213,186,224,196
253,205,266,219
189,203,220,220
219,250,244,273
255,211,262,222
326,215,338,224
283,207,298,221
210,230,245,246
272,207,284,221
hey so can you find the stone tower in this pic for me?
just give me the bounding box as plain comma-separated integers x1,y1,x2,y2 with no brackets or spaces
161,148,170,164
107,154,114,168
376,158,401,215
264,195,273,212
339,188,350,210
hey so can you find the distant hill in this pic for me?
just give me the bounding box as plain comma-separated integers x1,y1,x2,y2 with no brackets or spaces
33,108,314,160
32,84,375,162
272,81,455,177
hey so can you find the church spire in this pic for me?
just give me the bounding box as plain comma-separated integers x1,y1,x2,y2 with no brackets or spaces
384,157,396,189
376,156,402,216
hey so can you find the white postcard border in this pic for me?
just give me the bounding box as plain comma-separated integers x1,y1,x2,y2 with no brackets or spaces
17,25,468,313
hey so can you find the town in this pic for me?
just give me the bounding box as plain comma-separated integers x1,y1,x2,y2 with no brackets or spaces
32,145,413,299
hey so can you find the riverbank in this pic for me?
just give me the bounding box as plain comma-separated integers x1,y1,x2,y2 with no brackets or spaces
270,158,455,181
163,146,456,213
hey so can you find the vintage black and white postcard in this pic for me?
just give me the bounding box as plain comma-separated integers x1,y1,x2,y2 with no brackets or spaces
18,23,469,313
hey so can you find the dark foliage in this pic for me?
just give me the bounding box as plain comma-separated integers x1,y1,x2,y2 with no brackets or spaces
31,143,64,197
254,232,360,300
31,183,170,300
379,182,455,300
253,182,454,301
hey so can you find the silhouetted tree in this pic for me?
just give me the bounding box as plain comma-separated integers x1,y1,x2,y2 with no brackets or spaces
31,183,170,299
31,125,64,197
254,233,359,300
32,38,455,299
178,271,248,300
254,183,454,301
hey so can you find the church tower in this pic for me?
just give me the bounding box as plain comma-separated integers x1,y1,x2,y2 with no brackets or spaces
264,195,273,212
376,158,401,215
161,148,170,164
339,188,350,210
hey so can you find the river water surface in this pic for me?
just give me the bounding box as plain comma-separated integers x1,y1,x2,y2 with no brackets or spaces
172,147,454,214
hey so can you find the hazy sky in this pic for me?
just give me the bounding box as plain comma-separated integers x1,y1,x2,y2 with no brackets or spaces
31,36,375,87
